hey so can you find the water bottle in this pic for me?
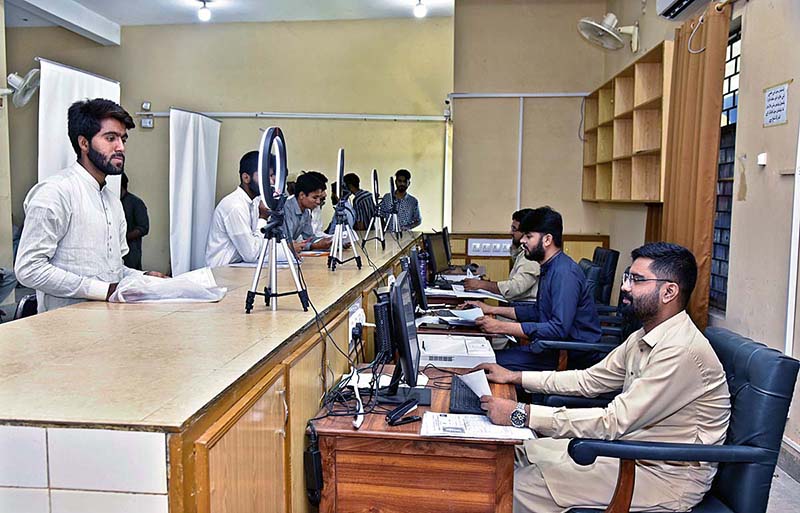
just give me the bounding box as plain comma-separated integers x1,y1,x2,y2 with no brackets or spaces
418,247,429,289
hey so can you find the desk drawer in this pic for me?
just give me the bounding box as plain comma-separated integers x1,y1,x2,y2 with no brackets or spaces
320,436,513,513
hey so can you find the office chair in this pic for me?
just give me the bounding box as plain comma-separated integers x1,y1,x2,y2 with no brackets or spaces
564,327,800,513
578,259,602,303
592,247,620,305
13,294,37,320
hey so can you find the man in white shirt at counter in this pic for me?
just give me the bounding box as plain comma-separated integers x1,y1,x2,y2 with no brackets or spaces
205,151,274,267
16,98,167,313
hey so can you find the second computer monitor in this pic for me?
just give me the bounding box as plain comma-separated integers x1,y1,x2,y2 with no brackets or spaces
425,232,450,276
408,247,428,311
390,271,422,388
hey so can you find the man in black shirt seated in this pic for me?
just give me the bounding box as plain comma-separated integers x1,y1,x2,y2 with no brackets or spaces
467,207,601,371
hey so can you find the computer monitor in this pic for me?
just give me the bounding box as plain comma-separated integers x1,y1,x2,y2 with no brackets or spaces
442,226,453,263
424,232,450,276
407,247,428,311
378,270,431,405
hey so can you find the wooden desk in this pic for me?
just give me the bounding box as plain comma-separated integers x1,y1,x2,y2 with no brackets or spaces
313,368,521,513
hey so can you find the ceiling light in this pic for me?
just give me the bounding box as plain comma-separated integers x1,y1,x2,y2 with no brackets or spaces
413,1,428,18
197,1,211,22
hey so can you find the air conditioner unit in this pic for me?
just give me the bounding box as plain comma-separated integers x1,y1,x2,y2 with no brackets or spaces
657,0,710,20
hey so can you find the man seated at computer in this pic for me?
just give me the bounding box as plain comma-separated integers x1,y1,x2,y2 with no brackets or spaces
466,207,601,371
283,173,333,251
380,168,421,230
473,242,731,513
463,208,540,302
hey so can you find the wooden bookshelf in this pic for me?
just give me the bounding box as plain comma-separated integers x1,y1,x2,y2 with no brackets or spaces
581,41,673,203
597,126,614,163
598,87,615,125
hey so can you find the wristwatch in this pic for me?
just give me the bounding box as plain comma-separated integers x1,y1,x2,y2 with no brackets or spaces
510,402,528,428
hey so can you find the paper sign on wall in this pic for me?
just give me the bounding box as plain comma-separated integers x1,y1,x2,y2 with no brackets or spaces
763,80,791,127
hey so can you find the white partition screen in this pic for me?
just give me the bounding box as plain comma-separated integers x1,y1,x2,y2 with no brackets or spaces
169,108,221,275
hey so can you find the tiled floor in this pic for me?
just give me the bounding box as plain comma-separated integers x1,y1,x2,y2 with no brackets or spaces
768,466,800,512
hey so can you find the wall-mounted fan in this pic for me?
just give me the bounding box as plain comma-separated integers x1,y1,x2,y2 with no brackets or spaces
0,69,40,107
578,13,639,52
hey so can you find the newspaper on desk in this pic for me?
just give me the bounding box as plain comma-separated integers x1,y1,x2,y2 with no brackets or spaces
420,412,534,440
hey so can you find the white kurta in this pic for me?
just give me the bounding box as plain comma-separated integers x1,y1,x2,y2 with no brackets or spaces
205,187,263,268
15,162,142,313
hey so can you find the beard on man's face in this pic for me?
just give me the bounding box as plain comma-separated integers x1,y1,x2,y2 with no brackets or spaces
619,288,660,323
88,145,124,176
524,238,546,262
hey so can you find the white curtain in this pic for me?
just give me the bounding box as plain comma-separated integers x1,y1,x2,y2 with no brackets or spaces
169,108,221,275
38,59,121,194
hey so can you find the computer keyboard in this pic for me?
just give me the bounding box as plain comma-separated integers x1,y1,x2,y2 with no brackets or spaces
449,376,485,415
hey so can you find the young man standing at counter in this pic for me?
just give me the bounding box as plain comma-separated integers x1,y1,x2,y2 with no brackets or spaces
16,98,167,313
380,168,421,230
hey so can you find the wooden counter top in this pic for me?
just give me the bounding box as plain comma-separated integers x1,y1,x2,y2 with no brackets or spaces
0,234,418,431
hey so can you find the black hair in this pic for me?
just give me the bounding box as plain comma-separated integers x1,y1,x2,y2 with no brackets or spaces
303,170,328,184
631,242,698,309
295,173,326,197
512,208,534,223
519,206,563,247
121,172,129,189
239,150,259,179
343,173,360,189
395,169,411,181
67,98,135,157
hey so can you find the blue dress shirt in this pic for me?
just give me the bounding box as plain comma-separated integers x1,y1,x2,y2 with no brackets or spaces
514,251,602,346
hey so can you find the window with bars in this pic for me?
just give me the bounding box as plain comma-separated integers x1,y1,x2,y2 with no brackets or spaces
710,28,741,313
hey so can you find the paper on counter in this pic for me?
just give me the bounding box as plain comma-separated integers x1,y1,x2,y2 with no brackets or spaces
420,412,534,440
441,274,468,282
425,287,509,303
450,307,483,321
458,371,492,398
416,315,441,326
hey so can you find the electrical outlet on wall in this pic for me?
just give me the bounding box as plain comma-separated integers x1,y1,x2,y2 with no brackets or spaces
348,299,365,352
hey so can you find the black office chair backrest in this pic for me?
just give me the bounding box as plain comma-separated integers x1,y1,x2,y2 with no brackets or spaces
591,247,619,305
704,327,799,513
578,258,601,303
13,294,37,320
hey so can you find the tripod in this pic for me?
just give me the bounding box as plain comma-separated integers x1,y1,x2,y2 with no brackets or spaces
384,196,403,242
361,207,386,251
328,202,363,271
245,202,309,313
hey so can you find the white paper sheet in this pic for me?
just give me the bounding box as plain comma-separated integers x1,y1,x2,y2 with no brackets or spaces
420,412,534,440
457,371,492,398
425,287,509,303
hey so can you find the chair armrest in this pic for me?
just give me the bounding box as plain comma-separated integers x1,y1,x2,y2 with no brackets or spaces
601,326,622,337
537,340,619,354
568,439,777,466
596,305,618,315
599,315,621,325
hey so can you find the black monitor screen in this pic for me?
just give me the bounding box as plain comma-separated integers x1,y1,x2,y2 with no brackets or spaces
442,226,453,263
425,232,450,275
408,247,428,311
390,271,420,387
